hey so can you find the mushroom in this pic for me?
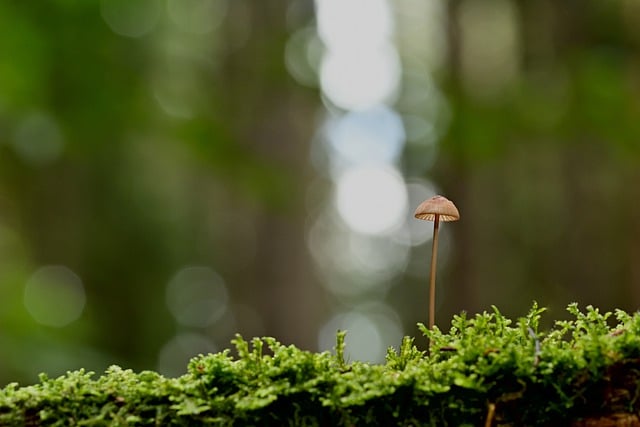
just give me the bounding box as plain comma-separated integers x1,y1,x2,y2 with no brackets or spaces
414,195,460,329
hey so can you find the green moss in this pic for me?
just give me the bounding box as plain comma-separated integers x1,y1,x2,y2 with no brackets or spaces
2,303,640,426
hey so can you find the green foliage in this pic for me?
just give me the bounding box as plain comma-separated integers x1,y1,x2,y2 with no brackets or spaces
2,303,640,426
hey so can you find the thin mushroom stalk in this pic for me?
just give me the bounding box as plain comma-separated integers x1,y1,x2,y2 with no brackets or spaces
414,195,460,329
428,214,440,330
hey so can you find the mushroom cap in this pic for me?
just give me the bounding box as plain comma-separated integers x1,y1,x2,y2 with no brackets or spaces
414,195,460,222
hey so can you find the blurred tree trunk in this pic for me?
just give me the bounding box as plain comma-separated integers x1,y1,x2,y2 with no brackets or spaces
217,0,322,349
438,0,640,316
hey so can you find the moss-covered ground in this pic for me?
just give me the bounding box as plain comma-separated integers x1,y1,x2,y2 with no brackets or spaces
2,303,640,426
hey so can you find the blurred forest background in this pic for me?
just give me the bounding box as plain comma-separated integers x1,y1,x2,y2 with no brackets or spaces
2,0,640,384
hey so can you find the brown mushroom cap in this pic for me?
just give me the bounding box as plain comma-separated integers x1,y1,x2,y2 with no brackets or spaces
414,195,460,222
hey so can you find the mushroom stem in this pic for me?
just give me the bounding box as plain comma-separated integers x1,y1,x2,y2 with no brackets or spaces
428,214,440,329
414,195,458,329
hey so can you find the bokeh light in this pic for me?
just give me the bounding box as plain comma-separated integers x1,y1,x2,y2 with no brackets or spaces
23,266,86,327
150,23,217,120
167,0,228,35
166,266,229,328
315,0,393,48
395,0,447,71
399,179,439,246
319,45,401,111
152,73,197,119
310,0,413,362
458,0,520,98
157,332,217,377
307,213,410,297
347,232,410,282
100,0,161,38
325,106,405,168
335,166,408,235
318,302,403,363
12,112,64,166
285,26,323,88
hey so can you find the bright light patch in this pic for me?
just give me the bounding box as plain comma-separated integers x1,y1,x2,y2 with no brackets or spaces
319,45,400,110
24,266,85,327
325,106,405,166
166,266,228,327
335,166,407,235
307,212,409,296
315,0,393,48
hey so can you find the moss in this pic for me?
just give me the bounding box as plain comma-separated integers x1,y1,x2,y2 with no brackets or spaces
2,303,640,426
